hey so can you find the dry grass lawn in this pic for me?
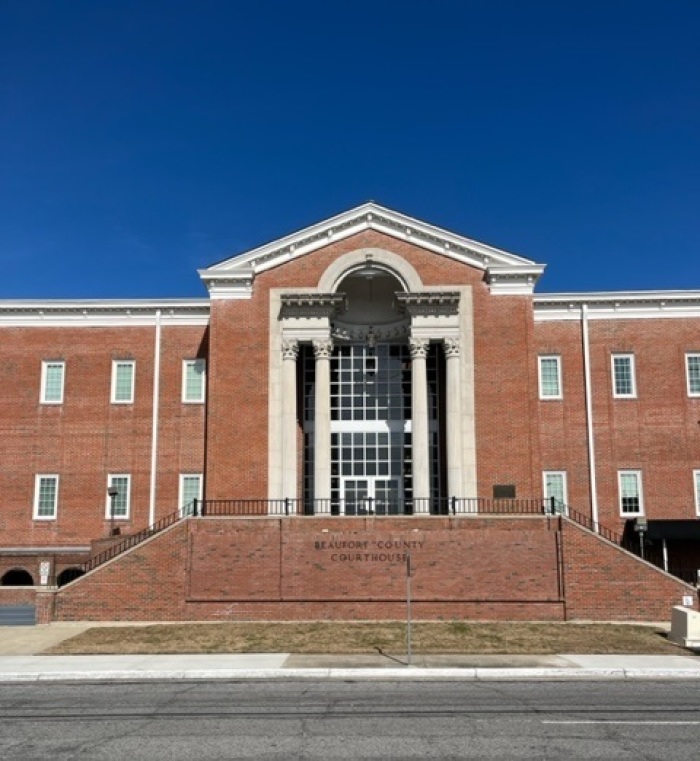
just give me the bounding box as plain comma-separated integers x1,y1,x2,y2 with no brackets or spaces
46,621,682,656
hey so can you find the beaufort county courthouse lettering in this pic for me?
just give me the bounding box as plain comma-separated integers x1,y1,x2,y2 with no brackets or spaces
1,203,699,624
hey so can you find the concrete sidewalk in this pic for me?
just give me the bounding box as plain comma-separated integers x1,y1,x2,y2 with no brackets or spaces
0,652,699,682
1,623,699,681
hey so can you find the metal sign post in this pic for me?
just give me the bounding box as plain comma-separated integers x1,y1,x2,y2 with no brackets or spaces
406,552,412,667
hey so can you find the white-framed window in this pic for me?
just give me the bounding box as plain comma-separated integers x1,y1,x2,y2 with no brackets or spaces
694,470,700,517
111,360,135,404
33,474,59,520
618,470,643,515
182,359,206,403
686,354,700,397
179,473,203,515
106,474,131,519
538,356,562,399
41,361,65,404
543,471,568,514
612,353,637,398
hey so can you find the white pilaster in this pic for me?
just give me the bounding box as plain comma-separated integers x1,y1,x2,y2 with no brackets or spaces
313,339,333,505
444,337,463,499
409,337,431,511
281,340,299,505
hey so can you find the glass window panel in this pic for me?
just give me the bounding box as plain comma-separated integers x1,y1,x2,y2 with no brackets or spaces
183,359,206,402
687,355,700,396
112,361,135,403
35,476,58,518
42,362,65,403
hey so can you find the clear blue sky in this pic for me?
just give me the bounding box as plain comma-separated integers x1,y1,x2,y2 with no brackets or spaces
2,1,698,298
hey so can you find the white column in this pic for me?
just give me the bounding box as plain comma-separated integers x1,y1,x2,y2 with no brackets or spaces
409,337,430,511
313,339,333,506
281,340,299,506
444,337,463,500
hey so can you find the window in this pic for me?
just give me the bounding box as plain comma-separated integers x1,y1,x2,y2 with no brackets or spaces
612,354,636,398
106,474,131,519
41,361,65,404
34,475,58,519
543,471,567,514
694,471,700,517
182,359,206,403
686,354,700,397
538,356,562,399
111,361,135,403
618,470,643,515
179,474,202,515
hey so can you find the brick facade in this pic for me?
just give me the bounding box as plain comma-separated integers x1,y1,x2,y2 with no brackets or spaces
44,515,695,623
1,203,699,622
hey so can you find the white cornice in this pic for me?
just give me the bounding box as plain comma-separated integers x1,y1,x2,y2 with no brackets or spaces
199,203,546,298
0,299,210,327
534,291,700,321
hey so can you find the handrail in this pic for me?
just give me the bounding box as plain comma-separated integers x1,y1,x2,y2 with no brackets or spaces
82,502,194,574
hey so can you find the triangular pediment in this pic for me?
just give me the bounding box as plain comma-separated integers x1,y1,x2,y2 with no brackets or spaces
199,202,545,298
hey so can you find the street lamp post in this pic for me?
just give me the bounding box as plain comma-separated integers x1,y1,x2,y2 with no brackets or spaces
107,485,119,537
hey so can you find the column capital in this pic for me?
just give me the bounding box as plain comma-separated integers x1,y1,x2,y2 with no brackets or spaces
409,337,429,359
312,339,333,359
443,337,460,358
281,339,299,360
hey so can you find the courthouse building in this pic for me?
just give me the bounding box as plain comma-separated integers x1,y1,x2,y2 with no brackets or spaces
0,203,699,623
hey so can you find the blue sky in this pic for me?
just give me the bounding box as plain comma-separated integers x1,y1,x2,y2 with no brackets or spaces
1,1,698,298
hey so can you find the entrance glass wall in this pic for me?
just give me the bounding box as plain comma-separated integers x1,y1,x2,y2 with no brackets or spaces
302,343,442,513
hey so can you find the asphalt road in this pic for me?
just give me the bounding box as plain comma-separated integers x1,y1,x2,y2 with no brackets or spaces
1,680,699,760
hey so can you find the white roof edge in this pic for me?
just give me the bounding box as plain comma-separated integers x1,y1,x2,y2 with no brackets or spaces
201,203,544,281
534,290,700,304
0,298,210,312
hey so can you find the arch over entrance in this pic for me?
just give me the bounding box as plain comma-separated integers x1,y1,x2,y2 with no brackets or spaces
1,568,34,586
317,247,423,293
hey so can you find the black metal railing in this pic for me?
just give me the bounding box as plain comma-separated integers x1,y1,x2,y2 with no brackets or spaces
198,496,550,517
82,503,194,574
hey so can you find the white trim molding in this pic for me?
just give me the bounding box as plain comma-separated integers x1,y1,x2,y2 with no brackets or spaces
199,202,545,298
535,291,700,322
0,300,210,327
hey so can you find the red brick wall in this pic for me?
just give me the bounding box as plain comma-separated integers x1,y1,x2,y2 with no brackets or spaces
534,317,700,531
47,515,696,623
561,518,697,620
0,324,206,547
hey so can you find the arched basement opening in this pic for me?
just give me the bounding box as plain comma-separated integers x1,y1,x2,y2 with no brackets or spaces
1,568,34,586
56,567,85,587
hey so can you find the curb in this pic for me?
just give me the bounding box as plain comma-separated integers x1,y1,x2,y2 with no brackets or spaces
3,667,700,682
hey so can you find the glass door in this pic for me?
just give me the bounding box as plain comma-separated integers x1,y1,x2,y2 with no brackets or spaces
342,477,401,515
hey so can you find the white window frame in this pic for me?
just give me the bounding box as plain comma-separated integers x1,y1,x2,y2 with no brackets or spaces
111,360,135,404
40,361,65,404
611,353,637,398
182,359,206,404
543,471,568,514
105,474,131,519
179,473,203,515
33,474,59,520
694,470,700,517
538,355,562,400
686,353,700,397
618,470,644,516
